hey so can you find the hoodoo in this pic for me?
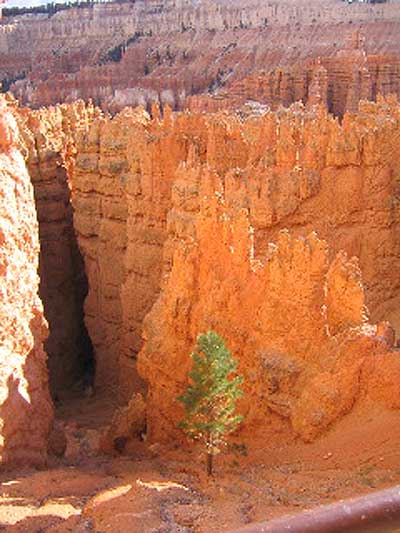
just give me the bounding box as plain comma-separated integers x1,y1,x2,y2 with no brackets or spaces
1,1,400,531
0,98,52,468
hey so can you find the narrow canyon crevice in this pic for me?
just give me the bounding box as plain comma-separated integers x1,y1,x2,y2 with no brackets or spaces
28,135,95,400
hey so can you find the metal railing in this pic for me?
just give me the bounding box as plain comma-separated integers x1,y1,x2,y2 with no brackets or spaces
231,485,400,532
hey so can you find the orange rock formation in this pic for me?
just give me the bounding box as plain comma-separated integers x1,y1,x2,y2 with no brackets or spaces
24,97,398,401
2,94,400,463
0,98,53,467
65,98,400,443
138,193,400,443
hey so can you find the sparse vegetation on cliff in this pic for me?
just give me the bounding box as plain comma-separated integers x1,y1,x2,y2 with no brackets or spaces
98,32,144,65
178,331,244,476
3,0,97,18
2,0,143,18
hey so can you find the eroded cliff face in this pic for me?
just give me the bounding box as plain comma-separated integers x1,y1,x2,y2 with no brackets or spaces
2,0,400,112
3,95,400,464
0,99,53,467
70,106,204,397
137,193,400,443
47,99,400,454
187,33,400,117
15,101,101,397
65,99,400,412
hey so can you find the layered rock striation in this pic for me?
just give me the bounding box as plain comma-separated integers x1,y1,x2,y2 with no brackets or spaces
2,1,400,112
187,32,400,117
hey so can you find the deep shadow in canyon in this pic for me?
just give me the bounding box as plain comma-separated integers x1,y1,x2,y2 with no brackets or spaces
31,157,95,401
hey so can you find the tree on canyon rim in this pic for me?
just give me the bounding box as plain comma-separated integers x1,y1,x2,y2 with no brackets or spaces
177,331,244,476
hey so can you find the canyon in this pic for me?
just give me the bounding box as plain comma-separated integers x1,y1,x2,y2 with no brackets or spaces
1,0,400,113
1,0,400,531
1,92,400,455
2,92,400,530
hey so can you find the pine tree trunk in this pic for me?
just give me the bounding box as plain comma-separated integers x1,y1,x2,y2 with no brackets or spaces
207,451,213,476
207,432,213,476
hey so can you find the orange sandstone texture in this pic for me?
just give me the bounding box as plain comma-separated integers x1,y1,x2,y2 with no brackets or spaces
137,192,400,443
0,99,53,467
66,99,400,407
69,106,202,397
70,108,147,396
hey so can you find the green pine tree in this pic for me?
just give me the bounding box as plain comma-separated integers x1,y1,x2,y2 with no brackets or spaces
177,330,244,476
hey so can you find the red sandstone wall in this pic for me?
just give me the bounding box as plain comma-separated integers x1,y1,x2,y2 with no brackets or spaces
186,35,400,117
0,98,53,467
69,111,132,395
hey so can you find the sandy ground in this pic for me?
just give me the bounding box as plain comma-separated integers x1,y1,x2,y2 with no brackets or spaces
2,395,400,532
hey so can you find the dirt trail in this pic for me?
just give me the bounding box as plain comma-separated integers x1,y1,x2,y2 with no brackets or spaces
1,395,400,532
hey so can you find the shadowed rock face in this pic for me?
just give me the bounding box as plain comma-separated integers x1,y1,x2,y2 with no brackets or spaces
15,102,100,398
2,0,400,113
0,100,53,467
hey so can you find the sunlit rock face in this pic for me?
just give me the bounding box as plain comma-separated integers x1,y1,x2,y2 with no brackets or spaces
137,186,400,444
3,95,400,464
43,98,400,410
0,98,53,468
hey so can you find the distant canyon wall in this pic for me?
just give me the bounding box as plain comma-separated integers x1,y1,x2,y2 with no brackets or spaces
187,37,400,117
2,1,400,112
